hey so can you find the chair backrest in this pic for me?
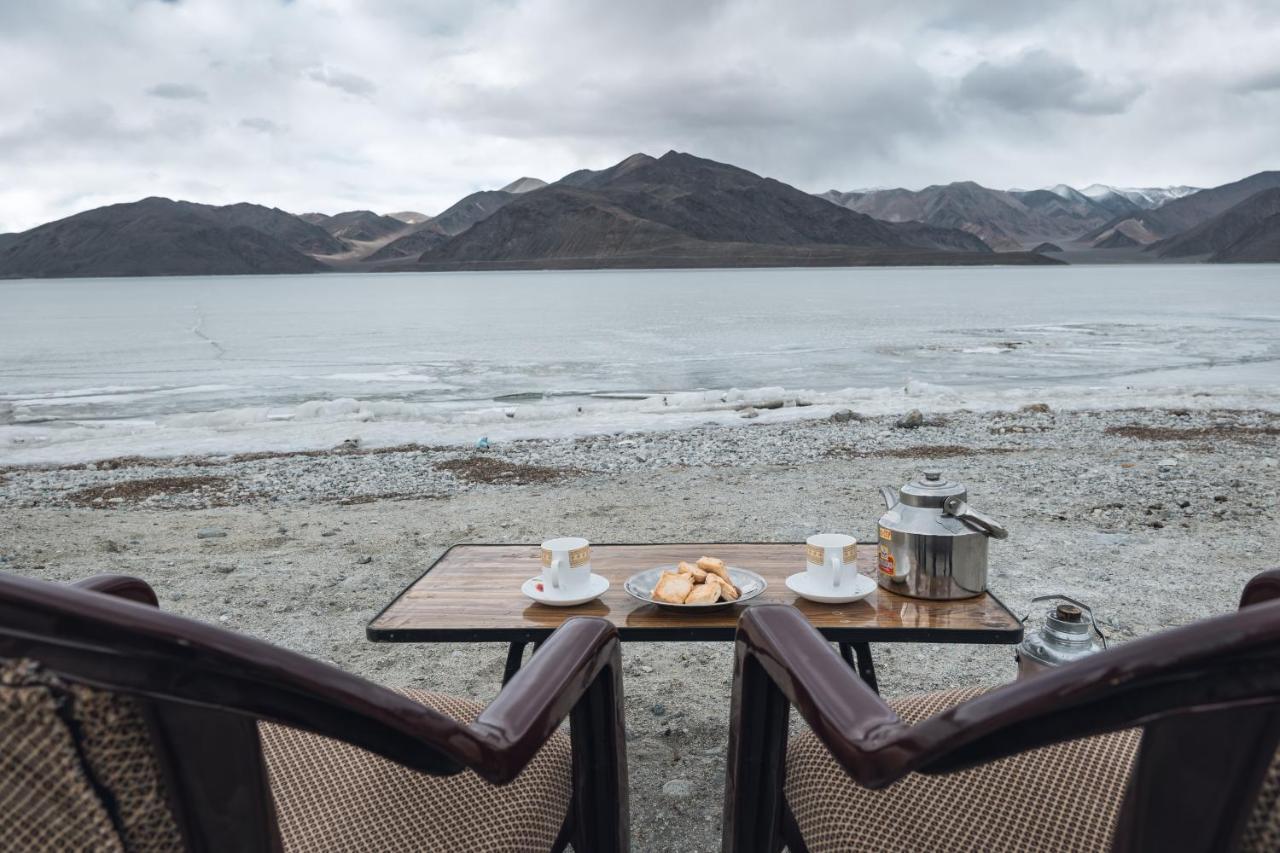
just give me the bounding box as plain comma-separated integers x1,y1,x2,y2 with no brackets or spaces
0,572,475,852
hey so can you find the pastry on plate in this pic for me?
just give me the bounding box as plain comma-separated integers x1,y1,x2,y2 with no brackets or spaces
708,573,740,600
677,560,708,581
697,556,732,585
683,581,722,605
653,571,694,604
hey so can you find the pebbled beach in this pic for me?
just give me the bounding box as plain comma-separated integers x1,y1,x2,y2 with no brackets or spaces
2,405,1279,851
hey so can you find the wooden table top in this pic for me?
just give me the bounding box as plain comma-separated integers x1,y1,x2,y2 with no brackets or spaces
368,543,1024,643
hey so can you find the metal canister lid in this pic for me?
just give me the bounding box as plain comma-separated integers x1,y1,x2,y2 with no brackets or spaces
898,469,967,508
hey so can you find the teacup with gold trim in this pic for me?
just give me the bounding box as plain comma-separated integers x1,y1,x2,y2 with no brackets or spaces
540,537,592,593
805,533,858,591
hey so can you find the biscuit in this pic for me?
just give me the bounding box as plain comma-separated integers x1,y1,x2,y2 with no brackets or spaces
708,573,740,600
697,556,732,585
653,571,694,604
677,560,708,581
684,580,722,605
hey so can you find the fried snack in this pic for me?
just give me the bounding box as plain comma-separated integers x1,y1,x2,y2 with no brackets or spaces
677,560,708,582
696,556,732,586
653,571,694,604
683,580,722,605
708,573,740,600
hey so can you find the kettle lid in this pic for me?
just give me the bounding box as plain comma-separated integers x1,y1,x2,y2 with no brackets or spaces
899,469,967,508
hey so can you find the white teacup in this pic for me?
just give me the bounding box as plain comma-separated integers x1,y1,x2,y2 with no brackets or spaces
540,537,592,593
805,533,858,590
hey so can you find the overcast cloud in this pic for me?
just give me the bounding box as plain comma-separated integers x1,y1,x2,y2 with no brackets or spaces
1,0,1278,232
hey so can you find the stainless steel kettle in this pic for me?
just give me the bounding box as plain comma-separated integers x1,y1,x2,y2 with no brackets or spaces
876,470,1008,600
1016,595,1106,680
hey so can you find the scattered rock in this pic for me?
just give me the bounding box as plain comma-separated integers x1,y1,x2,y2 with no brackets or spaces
1157,458,1178,470
895,409,925,429
197,527,228,539
756,400,785,410
337,438,361,451
829,409,860,423
739,408,760,419
1020,402,1052,414
651,703,666,717
356,555,373,565
662,779,692,797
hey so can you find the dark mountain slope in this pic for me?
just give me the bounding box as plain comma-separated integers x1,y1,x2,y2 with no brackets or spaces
417,152,1035,269
0,197,325,278
431,190,518,235
1211,214,1280,262
194,202,344,255
1150,188,1280,258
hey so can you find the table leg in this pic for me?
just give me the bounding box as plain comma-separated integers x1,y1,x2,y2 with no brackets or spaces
838,642,879,694
502,641,528,685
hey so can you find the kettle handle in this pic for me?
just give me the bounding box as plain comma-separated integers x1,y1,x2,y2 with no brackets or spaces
942,496,1009,539
879,486,898,510
1022,594,1108,649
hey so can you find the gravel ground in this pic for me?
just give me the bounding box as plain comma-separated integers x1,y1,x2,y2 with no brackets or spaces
2,405,1278,851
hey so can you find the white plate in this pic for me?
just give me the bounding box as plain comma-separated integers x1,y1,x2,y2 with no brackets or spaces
522,573,610,607
785,571,877,604
624,566,767,611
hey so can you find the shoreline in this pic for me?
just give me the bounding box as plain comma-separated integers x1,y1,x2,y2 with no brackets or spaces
3,406,1278,850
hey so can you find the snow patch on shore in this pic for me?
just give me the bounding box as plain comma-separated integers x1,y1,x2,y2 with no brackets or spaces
4,381,1280,466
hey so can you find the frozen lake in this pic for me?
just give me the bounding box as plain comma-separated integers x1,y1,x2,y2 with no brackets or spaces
3,264,1279,463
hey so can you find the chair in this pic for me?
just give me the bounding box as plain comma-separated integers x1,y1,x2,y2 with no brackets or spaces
0,571,628,852
723,569,1280,853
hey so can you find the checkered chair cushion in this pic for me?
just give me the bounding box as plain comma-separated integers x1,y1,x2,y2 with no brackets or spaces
0,658,183,852
784,687,1142,853
260,688,572,852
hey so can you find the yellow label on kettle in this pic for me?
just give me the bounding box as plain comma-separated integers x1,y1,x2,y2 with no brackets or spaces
877,529,895,576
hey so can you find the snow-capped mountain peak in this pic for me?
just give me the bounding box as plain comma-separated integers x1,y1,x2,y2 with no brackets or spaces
1080,184,1202,209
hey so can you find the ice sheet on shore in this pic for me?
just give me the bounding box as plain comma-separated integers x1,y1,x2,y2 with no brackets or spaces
4,381,1280,466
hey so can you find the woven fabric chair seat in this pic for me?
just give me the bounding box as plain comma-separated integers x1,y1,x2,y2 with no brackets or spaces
260,688,571,853
785,686,1141,853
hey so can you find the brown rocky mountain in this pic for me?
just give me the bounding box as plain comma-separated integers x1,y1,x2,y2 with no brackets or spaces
0,197,326,278
412,152,1051,270
1081,171,1280,246
362,221,451,263
819,181,1123,250
303,210,407,243
1149,188,1280,259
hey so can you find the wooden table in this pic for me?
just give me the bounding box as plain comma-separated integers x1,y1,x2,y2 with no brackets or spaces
367,543,1024,690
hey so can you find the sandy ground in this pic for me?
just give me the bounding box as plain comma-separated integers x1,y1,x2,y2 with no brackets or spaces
2,407,1278,851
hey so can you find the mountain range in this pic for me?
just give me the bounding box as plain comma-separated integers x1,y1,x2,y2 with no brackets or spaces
1,153,1276,279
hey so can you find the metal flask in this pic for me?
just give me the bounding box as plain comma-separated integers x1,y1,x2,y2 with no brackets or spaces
1016,595,1107,680
876,470,1008,600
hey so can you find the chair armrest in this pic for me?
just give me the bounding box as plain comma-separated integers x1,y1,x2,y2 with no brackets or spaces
725,599,1280,853
71,574,160,607
1240,568,1280,608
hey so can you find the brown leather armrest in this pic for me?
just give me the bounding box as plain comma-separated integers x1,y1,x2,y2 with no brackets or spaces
1240,568,1280,608
71,574,160,607
0,572,622,785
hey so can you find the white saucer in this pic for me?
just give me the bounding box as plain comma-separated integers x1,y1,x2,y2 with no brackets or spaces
785,571,877,604
522,573,609,607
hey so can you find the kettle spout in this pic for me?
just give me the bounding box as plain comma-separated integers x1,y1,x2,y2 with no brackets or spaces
879,486,899,510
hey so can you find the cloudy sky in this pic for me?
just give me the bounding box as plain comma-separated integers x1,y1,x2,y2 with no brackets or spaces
1,0,1278,232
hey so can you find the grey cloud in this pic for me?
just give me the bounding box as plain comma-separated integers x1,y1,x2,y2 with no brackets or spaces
304,66,376,97
1235,68,1280,93
958,50,1142,115
239,117,283,134
146,83,208,101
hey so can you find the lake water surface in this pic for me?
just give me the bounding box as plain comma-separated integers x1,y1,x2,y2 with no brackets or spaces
3,264,1279,463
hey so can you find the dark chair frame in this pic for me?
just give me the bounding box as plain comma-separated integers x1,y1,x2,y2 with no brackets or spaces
0,572,629,852
723,569,1280,853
